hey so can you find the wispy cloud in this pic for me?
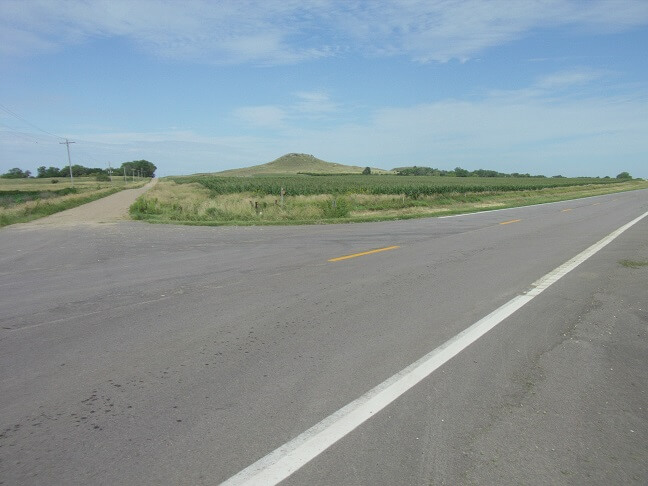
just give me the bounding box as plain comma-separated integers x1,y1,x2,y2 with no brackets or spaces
234,91,340,128
535,69,607,90
2,0,647,63
293,91,340,115
0,0,335,64
234,106,287,128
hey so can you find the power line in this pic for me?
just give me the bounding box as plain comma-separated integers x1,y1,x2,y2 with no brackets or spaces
0,122,52,144
0,103,65,141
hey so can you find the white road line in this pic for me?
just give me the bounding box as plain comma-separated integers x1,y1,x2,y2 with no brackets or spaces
221,210,648,486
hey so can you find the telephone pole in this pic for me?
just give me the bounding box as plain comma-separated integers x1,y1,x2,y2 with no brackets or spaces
60,138,75,187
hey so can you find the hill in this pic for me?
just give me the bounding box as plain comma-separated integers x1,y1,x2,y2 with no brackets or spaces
215,153,392,176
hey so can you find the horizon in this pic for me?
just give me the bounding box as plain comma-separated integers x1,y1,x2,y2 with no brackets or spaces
1,1,647,179
4,152,638,180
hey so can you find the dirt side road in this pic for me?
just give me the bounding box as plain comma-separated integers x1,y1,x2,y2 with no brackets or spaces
16,178,157,227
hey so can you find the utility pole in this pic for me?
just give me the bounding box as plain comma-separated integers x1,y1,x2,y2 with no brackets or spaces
108,162,113,182
60,138,75,187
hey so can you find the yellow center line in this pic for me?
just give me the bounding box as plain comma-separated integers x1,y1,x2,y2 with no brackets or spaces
561,208,573,212
328,245,400,262
499,219,521,225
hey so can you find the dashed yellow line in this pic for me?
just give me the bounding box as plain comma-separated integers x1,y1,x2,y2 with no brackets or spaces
328,246,400,262
499,219,521,225
561,208,573,212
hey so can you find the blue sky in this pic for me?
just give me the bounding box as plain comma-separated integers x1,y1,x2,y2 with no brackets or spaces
1,0,647,178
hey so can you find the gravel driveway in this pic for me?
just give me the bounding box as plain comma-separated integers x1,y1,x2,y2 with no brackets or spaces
17,178,158,227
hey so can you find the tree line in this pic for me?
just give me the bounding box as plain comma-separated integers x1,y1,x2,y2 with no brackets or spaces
394,166,633,179
1,160,157,179
394,166,545,177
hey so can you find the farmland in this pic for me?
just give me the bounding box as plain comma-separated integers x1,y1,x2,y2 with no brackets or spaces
170,174,621,197
131,174,647,225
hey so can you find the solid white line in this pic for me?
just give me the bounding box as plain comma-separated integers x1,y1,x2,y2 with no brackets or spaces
221,210,648,486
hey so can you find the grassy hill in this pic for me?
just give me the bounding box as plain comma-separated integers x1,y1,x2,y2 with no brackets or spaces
215,153,393,176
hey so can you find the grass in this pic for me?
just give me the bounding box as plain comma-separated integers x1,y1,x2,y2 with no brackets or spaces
0,177,148,227
130,177,648,226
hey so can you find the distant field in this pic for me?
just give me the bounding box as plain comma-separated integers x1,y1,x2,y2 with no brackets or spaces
0,177,148,227
170,174,622,197
131,175,647,225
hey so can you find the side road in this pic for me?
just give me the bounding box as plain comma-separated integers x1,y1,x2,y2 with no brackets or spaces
16,178,157,227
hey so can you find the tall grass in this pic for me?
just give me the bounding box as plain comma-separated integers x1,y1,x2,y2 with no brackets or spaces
131,178,647,226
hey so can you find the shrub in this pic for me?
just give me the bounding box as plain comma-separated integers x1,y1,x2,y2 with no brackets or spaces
321,197,350,218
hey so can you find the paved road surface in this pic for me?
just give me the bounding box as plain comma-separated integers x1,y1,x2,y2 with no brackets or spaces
1,189,647,485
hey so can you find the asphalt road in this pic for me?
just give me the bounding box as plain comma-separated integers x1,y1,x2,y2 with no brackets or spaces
1,189,647,485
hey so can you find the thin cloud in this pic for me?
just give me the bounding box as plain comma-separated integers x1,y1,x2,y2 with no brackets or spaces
535,69,607,90
234,106,287,128
234,91,341,129
2,0,647,64
293,91,339,115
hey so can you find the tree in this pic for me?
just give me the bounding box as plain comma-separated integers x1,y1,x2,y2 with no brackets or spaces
71,164,87,177
1,167,28,179
362,166,371,175
616,171,632,179
473,169,501,177
37,166,64,178
454,166,469,177
121,160,156,177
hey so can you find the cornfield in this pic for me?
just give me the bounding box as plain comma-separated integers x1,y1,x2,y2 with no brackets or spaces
170,174,620,199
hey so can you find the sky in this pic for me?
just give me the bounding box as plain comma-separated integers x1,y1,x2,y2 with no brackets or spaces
1,0,647,178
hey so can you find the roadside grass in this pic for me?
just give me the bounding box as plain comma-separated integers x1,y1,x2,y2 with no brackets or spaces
0,177,148,227
130,179,648,226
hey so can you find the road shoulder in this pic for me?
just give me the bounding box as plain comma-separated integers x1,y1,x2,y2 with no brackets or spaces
463,223,648,484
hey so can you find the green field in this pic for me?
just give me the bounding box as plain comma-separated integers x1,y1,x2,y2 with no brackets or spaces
131,174,647,225
171,174,621,197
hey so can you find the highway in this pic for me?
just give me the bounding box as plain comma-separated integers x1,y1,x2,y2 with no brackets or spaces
1,189,647,485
